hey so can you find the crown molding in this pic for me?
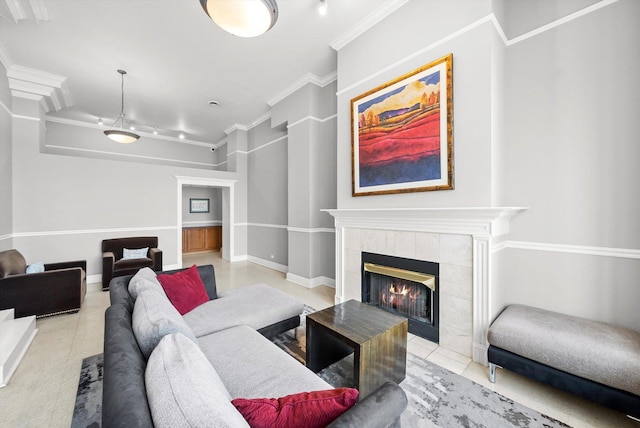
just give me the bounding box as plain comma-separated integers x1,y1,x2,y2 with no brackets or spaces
224,123,249,135
7,65,72,112
330,0,410,51
0,43,13,69
267,71,337,107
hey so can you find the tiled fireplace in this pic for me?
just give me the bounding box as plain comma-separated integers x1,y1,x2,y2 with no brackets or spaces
324,208,525,364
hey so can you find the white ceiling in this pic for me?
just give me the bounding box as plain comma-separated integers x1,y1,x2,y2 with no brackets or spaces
0,0,402,146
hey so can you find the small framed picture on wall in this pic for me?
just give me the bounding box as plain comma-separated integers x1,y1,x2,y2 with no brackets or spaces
189,198,210,213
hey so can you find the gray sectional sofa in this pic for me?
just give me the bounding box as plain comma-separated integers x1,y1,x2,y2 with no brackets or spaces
103,264,408,427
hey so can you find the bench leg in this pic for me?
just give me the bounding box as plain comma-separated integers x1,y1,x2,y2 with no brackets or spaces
489,363,497,383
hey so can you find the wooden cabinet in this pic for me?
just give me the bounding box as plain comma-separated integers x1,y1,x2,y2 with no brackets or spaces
182,226,221,253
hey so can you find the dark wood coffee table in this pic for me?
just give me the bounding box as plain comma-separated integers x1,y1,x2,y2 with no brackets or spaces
306,299,408,398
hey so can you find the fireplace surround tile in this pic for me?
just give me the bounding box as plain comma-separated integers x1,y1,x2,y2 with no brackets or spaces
416,232,440,262
440,264,473,300
440,234,473,267
439,293,472,333
394,231,416,259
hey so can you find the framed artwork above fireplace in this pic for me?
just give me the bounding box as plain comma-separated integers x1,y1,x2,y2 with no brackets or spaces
351,53,454,196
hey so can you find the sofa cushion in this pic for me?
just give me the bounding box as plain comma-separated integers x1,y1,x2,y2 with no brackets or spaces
123,247,149,260
488,304,640,396
183,284,304,338
198,325,331,399
146,333,249,428
129,267,164,300
132,289,198,359
232,388,358,428
157,264,210,315
115,258,153,270
0,249,27,278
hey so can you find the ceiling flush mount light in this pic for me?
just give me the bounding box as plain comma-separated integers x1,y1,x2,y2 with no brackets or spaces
104,69,140,144
319,0,328,16
199,0,278,38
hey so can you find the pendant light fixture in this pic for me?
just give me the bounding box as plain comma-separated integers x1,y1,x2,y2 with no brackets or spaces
104,69,140,144
199,0,278,38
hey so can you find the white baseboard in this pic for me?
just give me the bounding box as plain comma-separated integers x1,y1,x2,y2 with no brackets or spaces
230,254,248,263
286,273,335,289
246,256,288,273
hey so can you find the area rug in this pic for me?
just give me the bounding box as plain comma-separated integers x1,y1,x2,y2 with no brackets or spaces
72,306,571,428
71,353,102,428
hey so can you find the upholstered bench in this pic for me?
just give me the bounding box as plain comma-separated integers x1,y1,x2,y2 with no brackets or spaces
487,304,640,419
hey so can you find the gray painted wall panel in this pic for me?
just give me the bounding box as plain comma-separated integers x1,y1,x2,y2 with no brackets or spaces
337,20,495,209
497,248,640,332
337,0,491,92
309,118,337,229
248,225,288,266
45,121,216,169
502,0,640,249
10,101,239,276
498,0,600,40
247,130,288,226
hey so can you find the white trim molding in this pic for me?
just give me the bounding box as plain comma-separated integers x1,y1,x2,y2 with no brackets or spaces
500,240,640,260
330,0,410,51
247,255,288,273
336,0,619,97
11,225,176,238
267,72,337,107
287,227,335,234
7,65,72,112
286,273,336,289
287,114,337,129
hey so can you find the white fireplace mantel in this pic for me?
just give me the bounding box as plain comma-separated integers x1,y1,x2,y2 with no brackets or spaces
323,207,527,364
322,207,527,238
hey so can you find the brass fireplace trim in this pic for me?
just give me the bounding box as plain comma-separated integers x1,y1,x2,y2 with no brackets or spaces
364,263,436,292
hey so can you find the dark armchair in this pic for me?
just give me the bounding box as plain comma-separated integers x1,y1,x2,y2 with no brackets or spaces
0,249,87,318
102,237,162,291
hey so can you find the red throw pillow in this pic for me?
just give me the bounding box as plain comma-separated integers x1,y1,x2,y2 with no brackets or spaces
232,388,358,428
157,265,209,315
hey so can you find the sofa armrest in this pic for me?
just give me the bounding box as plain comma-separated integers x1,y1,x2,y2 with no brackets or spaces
328,382,407,428
103,251,115,290
149,248,162,271
0,268,84,318
45,260,86,272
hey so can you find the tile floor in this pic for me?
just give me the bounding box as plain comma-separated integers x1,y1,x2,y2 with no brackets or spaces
0,252,636,427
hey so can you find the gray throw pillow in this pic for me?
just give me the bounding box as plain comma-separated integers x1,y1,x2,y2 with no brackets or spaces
129,267,164,300
146,333,249,428
132,290,198,359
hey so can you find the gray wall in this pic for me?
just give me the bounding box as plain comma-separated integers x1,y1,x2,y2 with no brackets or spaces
494,0,640,330
182,186,222,227
46,121,217,170
7,86,239,281
0,61,12,250
247,120,288,267
272,81,337,283
334,0,639,331
336,0,495,209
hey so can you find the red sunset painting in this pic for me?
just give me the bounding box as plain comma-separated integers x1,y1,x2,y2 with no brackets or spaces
355,70,442,189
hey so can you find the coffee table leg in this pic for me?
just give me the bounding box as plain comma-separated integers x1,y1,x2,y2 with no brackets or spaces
306,317,354,373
